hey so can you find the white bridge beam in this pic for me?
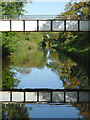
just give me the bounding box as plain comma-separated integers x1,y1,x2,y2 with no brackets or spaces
0,20,90,32
0,89,89,103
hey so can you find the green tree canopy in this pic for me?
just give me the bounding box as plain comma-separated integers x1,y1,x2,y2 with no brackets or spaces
62,0,89,19
1,1,32,16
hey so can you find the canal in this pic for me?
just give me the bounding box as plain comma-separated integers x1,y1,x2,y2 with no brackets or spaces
2,46,90,119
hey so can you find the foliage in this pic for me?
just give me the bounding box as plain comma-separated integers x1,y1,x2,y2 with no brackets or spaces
1,1,32,16
2,57,20,89
11,48,47,70
1,1,31,57
1,0,90,90
2,32,43,56
73,103,90,119
2,32,43,88
46,51,89,89
2,32,16,56
2,2,26,16
2,103,32,119
49,0,90,61
63,0,89,19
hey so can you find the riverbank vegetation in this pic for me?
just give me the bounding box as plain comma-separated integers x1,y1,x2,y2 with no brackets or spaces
2,32,43,57
47,1,90,61
2,32,44,89
1,1,90,119
1,1,89,60
1,1,90,90
48,31,90,61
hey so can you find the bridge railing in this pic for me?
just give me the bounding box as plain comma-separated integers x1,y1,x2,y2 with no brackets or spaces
0,15,89,20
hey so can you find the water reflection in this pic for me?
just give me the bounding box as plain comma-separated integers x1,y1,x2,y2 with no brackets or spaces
2,103,31,119
2,57,20,89
2,47,89,119
2,48,89,89
1,103,90,119
11,48,63,89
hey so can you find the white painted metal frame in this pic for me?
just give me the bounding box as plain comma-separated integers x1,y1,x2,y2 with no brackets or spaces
0,89,89,103
0,20,90,32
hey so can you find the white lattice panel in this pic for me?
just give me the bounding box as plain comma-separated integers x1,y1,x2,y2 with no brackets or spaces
79,92,89,102
66,20,78,31
39,92,50,102
26,92,37,101
0,21,10,31
80,21,90,31
52,92,64,102
25,21,37,31
12,92,24,101
66,92,77,102
0,91,10,101
11,21,23,31
39,21,51,31
52,21,64,31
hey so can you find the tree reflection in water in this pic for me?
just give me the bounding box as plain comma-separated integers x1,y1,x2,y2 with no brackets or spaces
73,103,90,120
2,103,32,119
47,50,89,89
2,48,89,119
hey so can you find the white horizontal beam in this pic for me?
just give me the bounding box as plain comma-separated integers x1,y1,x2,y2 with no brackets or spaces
0,20,90,32
0,91,89,103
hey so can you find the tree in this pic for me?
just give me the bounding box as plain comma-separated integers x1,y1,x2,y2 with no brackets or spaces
62,0,89,19
1,1,31,89
47,51,89,89
1,1,32,16
2,57,20,89
2,103,32,119
1,1,32,56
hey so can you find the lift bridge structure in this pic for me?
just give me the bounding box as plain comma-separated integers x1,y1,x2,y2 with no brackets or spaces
0,15,90,104
0,15,90,32
0,89,90,104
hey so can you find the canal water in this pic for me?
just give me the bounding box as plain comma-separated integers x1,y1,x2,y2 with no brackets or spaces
2,47,89,119
12,49,64,89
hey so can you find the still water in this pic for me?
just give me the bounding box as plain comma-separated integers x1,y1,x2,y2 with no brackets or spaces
2,48,89,119
12,50,64,89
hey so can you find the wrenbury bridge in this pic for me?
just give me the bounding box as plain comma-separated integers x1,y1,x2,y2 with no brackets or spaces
0,15,90,104
0,15,90,32
0,89,90,104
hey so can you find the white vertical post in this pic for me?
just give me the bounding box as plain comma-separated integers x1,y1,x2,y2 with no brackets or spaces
4,15,5,20
20,15,22,20
52,16,54,19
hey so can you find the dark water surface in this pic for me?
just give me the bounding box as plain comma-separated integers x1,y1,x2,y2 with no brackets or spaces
2,48,89,119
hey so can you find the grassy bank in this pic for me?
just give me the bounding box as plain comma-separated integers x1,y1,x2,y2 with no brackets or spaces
2,32,43,57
